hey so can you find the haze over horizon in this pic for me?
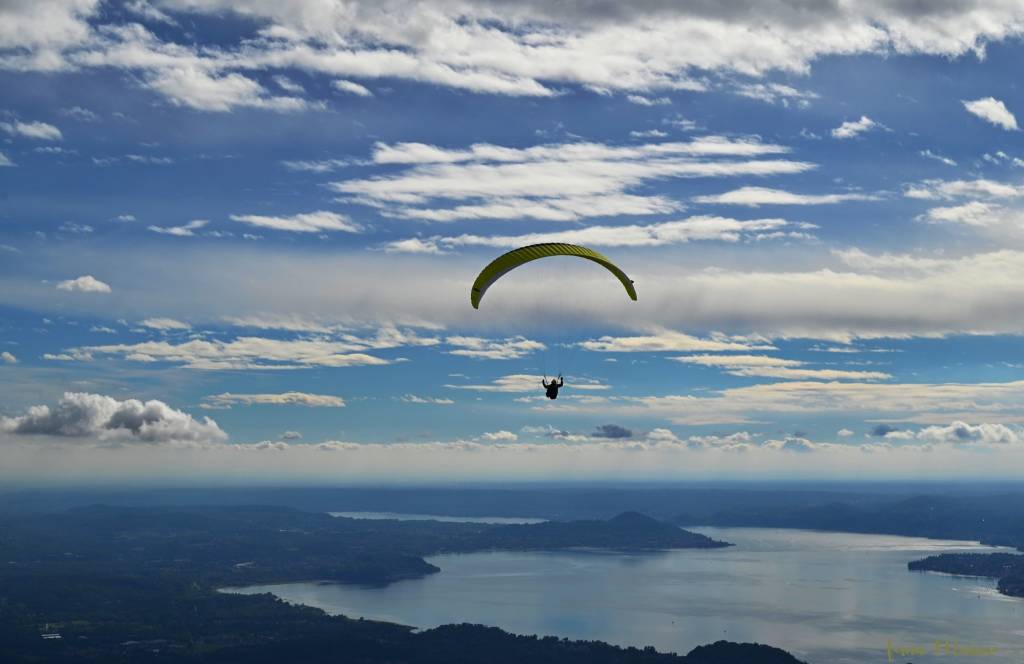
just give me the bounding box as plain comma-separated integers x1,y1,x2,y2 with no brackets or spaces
6,1,1024,483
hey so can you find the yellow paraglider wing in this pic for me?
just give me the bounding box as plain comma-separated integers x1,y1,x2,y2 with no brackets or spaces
470,243,637,309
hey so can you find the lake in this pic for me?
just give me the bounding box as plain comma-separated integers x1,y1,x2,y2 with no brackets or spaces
225,525,1024,663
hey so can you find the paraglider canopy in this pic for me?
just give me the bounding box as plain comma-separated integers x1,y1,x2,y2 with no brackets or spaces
470,243,637,309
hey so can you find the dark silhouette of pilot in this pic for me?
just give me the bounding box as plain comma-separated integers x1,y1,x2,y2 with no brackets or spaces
543,375,564,400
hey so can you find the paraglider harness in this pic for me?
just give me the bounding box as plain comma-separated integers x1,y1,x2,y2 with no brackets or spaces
543,374,563,400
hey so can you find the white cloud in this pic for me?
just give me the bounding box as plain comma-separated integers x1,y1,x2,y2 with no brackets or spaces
732,82,818,106
837,428,855,437
918,201,1024,227
480,430,518,442
963,97,1019,131
125,153,174,165
332,79,372,97
831,116,878,139
446,335,545,360
1,351,17,364
59,222,93,234
670,354,890,380
229,211,362,233
6,1,1024,118
0,120,62,140
912,421,1024,445
554,378,1024,425
0,392,226,444
626,95,671,106
904,178,1024,200
386,216,815,253
447,373,609,393
56,275,111,293
202,392,346,408
60,106,99,122
148,219,208,236
579,330,772,353
273,74,304,93
629,129,668,138
125,0,175,24
281,158,352,173
143,66,311,113
0,151,14,167
140,317,191,331
334,137,810,223
919,149,956,166
693,186,877,206
383,237,449,254
59,326,436,370
401,394,454,405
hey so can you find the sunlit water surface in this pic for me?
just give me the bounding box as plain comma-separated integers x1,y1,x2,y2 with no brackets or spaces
225,525,1024,664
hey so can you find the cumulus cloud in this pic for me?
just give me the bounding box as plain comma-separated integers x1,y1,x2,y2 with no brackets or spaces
693,186,878,206
831,116,878,139
1,120,62,140
1,351,17,364
0,392,226,444
762,436,820,453
911,421,1024,445
334,137,809,223
229,211,362,233
480,430,518,442
963,97,1019,130
56,275,111,293
0,151,14,167
201,392,346,408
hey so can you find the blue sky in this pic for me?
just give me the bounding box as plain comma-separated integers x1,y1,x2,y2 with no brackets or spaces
5,1,1024,483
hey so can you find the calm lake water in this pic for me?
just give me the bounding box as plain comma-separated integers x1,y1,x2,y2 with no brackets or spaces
225,526,1024,664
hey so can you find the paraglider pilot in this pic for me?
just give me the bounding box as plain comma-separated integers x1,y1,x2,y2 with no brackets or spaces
543,374,564,400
